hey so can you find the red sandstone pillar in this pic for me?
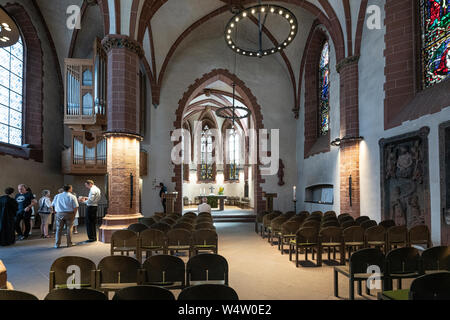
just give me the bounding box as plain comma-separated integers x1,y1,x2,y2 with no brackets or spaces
337,56,361,217
99,35,144,242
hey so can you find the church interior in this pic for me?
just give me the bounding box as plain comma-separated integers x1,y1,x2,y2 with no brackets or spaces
0,0,449,303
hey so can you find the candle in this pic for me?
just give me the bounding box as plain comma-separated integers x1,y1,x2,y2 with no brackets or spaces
293,186,296,201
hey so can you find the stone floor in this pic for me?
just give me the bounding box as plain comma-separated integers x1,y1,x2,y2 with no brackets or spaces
0,222,390,300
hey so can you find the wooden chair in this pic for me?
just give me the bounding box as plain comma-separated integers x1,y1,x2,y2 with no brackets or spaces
160,217,176,226
302,220,320,230
304,215,321,223
334,248,385,300
324,211,337,218
178,284,238,300
268,215,290,245
321,220,340,228
198,212,212,218
421,246,450,274
110,230,139,259
141,255,186,289
139,229,168,260
318,226,345,266
379,219,396,230
283,211,296,219
355,216,370,225
149,222,172,234
337,213,351,222
127,223,148,235
340,220,356,229
167,229,192,257
310,211,323,218
343,226,365,261
183,212,197,218
289,227,320,267
360,220,378,230
195,223,216,230
140,217,156,227
95,256,143,294
154,212,164,219
112,285,175,300
0,290,39,300
44,288,107,300
261,212,281,238
297,211,310,216
290,212,308,223
365,225,387,253
186,254,228,286
192,229,218,255
279,220,302,254
384,247,422,291
49,256,96,291
172,222,194,231
386,226,408,252
409,225,432,248
409,272,450,300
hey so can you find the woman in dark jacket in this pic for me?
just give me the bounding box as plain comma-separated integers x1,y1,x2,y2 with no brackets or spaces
0,187,18,246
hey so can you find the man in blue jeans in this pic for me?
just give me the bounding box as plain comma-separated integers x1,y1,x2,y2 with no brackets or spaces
15,184,37,240
79,180,101,242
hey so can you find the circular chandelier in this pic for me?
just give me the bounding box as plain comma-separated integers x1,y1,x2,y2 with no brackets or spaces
215,83,252,121
0,7,20,48
224,4,298,57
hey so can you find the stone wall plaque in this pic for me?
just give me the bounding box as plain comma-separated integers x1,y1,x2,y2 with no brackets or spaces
379,127,431,229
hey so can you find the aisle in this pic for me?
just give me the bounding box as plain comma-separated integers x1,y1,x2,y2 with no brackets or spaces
0,223,379,300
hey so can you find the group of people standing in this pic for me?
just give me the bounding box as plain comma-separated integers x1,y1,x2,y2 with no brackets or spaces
0,180,101,248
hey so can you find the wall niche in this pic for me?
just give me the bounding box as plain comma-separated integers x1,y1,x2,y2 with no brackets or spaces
379,127,431,229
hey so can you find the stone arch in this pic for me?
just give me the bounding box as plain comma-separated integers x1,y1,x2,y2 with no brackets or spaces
173,68,265,214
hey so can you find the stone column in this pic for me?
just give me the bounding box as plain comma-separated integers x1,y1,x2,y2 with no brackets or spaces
337,56,361,218
99,35,144,242
262,193,277,212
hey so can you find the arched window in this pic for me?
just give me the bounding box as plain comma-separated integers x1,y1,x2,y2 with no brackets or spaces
420,0,449,88
318,41,330,136
200,124,213,181
0,36,24,146
228,127,240,180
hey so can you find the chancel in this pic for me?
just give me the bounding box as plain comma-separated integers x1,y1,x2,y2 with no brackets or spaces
0,0,449,304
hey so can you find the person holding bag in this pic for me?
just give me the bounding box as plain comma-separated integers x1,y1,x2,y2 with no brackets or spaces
38,190,53,238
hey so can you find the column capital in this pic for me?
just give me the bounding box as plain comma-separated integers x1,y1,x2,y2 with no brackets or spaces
101,34,144,57
336,55,360,73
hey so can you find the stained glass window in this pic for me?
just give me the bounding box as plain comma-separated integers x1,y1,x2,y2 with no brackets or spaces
319,41,330,136
200,125,213,180
420,0,450,88
228,128,240,180
0,36,24,146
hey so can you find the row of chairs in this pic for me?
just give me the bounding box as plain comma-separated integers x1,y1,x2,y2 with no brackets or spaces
0,284,239,300
48,253,229,294
333,246,450,299
138,211,216,234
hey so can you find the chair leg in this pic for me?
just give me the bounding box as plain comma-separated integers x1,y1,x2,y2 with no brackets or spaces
295,246,299,267
334,269,339,297
397,279,402,290
289,244,292,261
357,280,362,296
366,284,371,296
305,247,308,261
349,279,355,300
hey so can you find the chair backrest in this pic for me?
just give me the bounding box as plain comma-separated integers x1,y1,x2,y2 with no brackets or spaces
196,217,213,224
149,222,172,234
142,255,185,286
167,214,181,220
140,228,167,248
111,230,138,249
140,217,156,227
167,229,192,246
172,222,194,231
186,254,228,285
324,211,337,218
296,227,319,244
153,212,164,219
302,220,320,230
263,212,280,227
270,215,290,230
340,220,356,229
379,219,396,230
338,213,351,220
387,225,408,245
365,225,386,242
281,220,302,235
360,220,378,230
304,215,321,223
160,217,176,226
183,212,197,218
283,211,296,219
319,226,343,243
355,216,371,225
310,211,323,217
409,272,450,300
386,247,421,274
195,223,216,230
50,256,96,289
349,248,385,274
113,285,175,300
0,290,39,300
97,256,142,284
192,229,218,246
288,215,307,224
421,246,450,272
198,212,212,218
409,225,431,246
321,220,340,228
178,284,238,300
297,211,310,216
127,223,148,234
343,226,365,243
44,288,107,300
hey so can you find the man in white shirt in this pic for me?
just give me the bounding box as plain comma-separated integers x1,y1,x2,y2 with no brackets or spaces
79,180,101,242
52,185,79,248
198,197,211,214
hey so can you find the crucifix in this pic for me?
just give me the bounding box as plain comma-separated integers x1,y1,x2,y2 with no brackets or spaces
209,186,215,194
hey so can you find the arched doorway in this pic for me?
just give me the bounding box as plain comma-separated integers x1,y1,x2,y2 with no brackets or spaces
173,69,265,216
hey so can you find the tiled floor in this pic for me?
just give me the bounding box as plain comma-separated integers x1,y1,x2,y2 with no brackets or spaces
0,222,386,300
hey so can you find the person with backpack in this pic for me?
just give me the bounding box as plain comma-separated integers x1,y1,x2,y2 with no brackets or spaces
38,190,53,238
